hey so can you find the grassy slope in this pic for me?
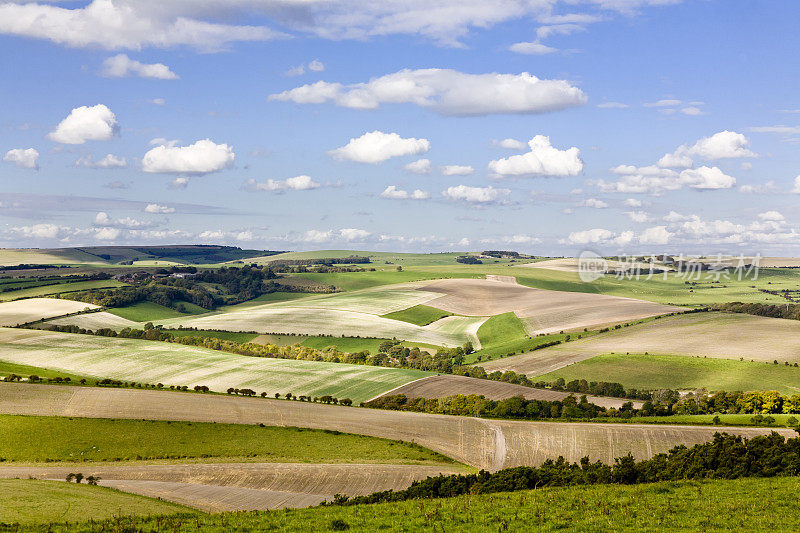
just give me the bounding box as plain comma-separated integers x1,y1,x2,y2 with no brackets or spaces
107,301,207,322
286,270,482,292
619,413,800,428
166,330,259,343
537,353,800,395
0,415,453,464
0,280,126,302
0,479,189,526
382,304,453,326
467,312,541,362
0,360,92,381
23,477,800,532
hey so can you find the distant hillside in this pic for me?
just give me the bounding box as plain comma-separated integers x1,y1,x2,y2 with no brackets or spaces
0,246,283,266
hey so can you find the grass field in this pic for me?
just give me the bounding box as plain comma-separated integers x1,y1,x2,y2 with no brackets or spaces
0,479,189,525
0,248,108,266
0,298,99,326
464,311,537,362
381,304,453,326
0,328,432,403
249,250,520,267
0,360,92,381
0,280,126,302
617,413,800,428
13,477,800,531
108,301,207,322
166,329,259,343
537,353,800,394
285,270,481,292
0,415,452,464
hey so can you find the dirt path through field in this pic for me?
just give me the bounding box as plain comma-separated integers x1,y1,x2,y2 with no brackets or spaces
1,383,790,471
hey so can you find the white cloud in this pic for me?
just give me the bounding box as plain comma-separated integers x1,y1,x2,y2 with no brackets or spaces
644,99,682,107
749,126,800,134
380,186,430,200
270,69,587,116
101,54,178,79
440,165,474,176
624,198,643,207
340,228,371,241
93,212,153,229
495,138,527,150
75,154,127,168
596,102,629,109
3,148,39,169
245,175,321,192
581,198,608,208
625,210,650,223
792,176,800,194
741,162,753,171
142,139,234,175
758,210,785,222
481,234,541,245
148,98,166,106
678,166,737,190
171,177,190,188
329,131,430,164
488,135,583,177
308,59,325,72
94,227,121,241
48,104,118,144
568,228,614,245
686,130,756,160
508,42,557,55
738,180,776,194
144,203,175,214
299,228,372,243
236,231,254,242
404,158,432,174
639,225,671,245
656,149,693,169
286,59,325,77
442,185,510,204
598,164,736,194
680,106,704,116
663,211,687,222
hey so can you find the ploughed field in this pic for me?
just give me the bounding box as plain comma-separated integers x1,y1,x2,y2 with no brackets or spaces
2,383,790,472
481,312,800,377
0,298,98,326
0,328,429,403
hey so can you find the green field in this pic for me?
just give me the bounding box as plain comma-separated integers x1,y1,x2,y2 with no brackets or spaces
17,477,800,532
166,329,259,343
107,301,208,322
0,360,92,381
217,291,312,310
536,353,800,395
382,304,453,326
0,280,127,302
618,413,800,428
285,270,481,292
0,415,453,464
0,479,189,526
465,312,539,362
251,250,523,267
0,328,432,403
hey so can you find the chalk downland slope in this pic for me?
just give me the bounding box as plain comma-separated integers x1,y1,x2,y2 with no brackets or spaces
0,298,98,326
480,312,800,377
375,374,642,409
419,277,682,334
0,328,429,403
1,383,791,472
47,311,139,330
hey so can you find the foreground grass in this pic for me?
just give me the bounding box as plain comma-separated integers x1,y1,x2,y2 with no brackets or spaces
0,479,190,526
12,477,800,532
0,415,453,465
537,353,800,395
382,305,453,326
0,361,91,382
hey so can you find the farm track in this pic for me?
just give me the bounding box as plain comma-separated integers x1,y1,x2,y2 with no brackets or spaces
0,463,463,512
377,374,643,409
1,383,790,471
481,312,800,376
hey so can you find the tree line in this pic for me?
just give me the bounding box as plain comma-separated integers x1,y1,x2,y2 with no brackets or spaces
333,432,800,505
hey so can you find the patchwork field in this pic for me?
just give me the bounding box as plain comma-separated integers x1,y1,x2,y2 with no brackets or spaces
47,311,138,330
480,312,800,377
2,383,790,472
0,328,430,403
419,277,682,334
0,280,126,302
378,374,641,409
536,353,800,395
0,298,98,326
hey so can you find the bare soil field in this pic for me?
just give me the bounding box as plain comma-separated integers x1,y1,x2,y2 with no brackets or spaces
376,374,642,409
420,278,681,334
46,311,139,330
0,463,463,512
1,383,789,472
0,298,98,326
480,312,800,376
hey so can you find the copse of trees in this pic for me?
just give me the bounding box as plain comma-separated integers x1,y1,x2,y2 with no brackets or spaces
333,432,800,506
714,301,800,322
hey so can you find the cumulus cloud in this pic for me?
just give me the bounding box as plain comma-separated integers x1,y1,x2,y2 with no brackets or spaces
48,104,118,144
3,148,39,169
442,185,510,204
481,234,542,245
75,154,127,168
567,228,633,247
440,165,474,176
581,198,608,208
93,211,153,229
101,54,178,79
488,135,583,177
270,69,587,116
639,226,671,245
144,203,175,214
245,175,321,192
686,130,756,159
597,164,736,194
624,210,651,223
495,138,527,150
286,59,325,76
738,180,776,194
758,210,785,222
380,186,430,200
328,131,430,164
142,139,234,175
678,166,737,190
404,158,432,174
298,228,372,243
624,198,643,207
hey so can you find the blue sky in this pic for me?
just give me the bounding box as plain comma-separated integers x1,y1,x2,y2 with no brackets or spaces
1,0,799,255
